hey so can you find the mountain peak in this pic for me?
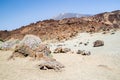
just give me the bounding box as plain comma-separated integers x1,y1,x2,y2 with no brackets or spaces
52,13,91,20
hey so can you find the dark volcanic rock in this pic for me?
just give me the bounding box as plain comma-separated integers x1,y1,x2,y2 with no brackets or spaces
93,40,104,47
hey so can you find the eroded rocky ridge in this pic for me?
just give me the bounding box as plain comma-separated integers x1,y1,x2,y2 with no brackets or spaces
0,10,119,41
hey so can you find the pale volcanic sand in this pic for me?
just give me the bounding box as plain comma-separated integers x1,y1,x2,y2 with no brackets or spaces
0,30,120,80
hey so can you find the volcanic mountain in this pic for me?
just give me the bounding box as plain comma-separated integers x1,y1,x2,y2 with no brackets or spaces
0,10,120,41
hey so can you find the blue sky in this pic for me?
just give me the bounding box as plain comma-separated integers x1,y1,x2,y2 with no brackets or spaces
0,0,120,30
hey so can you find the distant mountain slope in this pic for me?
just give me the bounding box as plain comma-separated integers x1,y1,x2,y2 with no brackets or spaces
52,13,91,20
0,10,120,41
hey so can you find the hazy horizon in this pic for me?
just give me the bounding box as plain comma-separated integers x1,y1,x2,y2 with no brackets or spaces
0,0,120,30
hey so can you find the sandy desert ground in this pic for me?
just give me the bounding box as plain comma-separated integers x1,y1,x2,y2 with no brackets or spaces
0,30,120,80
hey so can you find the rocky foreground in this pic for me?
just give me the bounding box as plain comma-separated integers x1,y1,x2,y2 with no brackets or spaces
0,30,120,80
0,10,120,80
